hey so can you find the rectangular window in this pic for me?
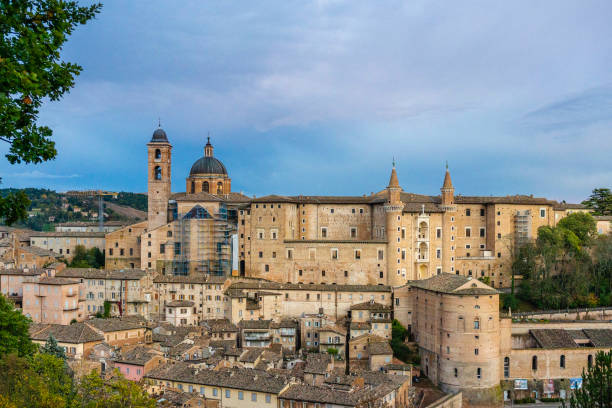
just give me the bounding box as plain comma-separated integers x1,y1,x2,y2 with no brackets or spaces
287,249,293,259
238,391,243,400
212,388,218,397
355,249,361,260
377,249,384,260
480,208,485,216
321,227,327,238
265,394,271,404
479,228,485,237
251,393,257,402
436,249,441,259
331,249,338,260
350,227,357,238
540,208,546,218
174,242,181,255
159,244,165,254
466,209,471,216
401,228,406,239
465,227,471,237
436,228,442,239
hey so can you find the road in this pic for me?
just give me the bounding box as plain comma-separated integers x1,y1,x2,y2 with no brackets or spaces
504,403,562,408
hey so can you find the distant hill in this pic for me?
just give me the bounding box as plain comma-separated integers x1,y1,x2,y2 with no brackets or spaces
0,188,147,231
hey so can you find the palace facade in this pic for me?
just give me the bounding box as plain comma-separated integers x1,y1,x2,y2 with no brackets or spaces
105,127,585,289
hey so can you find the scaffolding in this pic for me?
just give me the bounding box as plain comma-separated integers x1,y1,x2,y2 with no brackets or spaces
514,210,532,244
160,203,236,277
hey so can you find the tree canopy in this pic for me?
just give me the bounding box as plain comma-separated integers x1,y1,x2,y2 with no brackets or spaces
582,188,612,216
0,293,36,357
0,0,101,225
565,350,611,408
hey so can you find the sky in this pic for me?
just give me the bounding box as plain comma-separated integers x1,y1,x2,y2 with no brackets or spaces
1,0,611,203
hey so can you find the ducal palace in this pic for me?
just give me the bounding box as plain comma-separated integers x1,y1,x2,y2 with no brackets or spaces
105,126,585,289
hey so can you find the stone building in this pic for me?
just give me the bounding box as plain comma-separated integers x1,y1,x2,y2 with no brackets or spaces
108,126,585,289
22,276,86,324
29,231,105,259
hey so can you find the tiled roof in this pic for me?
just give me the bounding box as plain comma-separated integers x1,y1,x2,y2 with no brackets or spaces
279,384,360,406
201,319,239,333
583,329,612,347
114,346,160,365
367,341,393,355
29,231,106,237
171,192,251,203
350,301,391,311
409,273,498,295
29,322,104,343
271,319,298,329
20,246,62,258
304,353,332,375
146,365,290,394
239,319,271,330
0,268,45,276
57,268,146,280
531,329,578,349
153,275,226,284
252,195,376,204
56,221,127,227
350,322,371,330
166,300,194,307
594,215,612,221
228,281,391,293
38,276,80,285
86,317,146,333
239,348,265,363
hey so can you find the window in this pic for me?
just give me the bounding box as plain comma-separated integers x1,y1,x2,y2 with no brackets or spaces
350,227,357,238
588,354,593,368
436,249,441,259
532,355,538,370
466,209,471,216
480,208,485,216
465,227,471,237
540,208,546,218
560,355,565,368
174,242,181,255
504,357,510,378
251,393,257,402
474,319,480,329
474,348,479,355
377,249,384,260
287,249,293,259
160,244,165,254
321,227,327,238
258,251,263,258
355,249,361,260
331,249,338,260
480,228,485,237
454,368,458,377
225,389,230,398
436,228,442,239
213,388,218,397
238,391,243,400
265,394,271,403
154,166,162,180
155,148,161,159
477,368,481,379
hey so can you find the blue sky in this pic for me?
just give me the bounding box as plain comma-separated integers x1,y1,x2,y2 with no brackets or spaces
1,0,611,203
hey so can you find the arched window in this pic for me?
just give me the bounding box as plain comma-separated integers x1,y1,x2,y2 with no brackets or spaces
155,149,161,159
202,181,209,193
503,357,510,378
154,166,162,180
532,355,538,370
588,354,593,368
190,181,195,194
217,181,223,194
560,355,565,368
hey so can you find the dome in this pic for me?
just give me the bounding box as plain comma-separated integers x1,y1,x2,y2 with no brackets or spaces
189,156,227,176
151,128,168,143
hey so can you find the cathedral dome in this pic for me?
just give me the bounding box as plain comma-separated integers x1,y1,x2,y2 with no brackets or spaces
150,127,168,143
189,156,227,176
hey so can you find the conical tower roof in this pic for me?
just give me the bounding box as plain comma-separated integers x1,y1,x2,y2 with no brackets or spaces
388,166,400,189
442,162,453,189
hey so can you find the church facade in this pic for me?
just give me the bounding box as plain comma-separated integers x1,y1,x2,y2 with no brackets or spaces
105,127,586,288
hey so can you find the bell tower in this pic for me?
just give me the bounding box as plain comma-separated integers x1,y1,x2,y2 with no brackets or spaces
147,126,172,231
440,162,456,274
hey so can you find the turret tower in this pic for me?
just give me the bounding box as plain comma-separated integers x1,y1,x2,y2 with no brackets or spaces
384,161,405,286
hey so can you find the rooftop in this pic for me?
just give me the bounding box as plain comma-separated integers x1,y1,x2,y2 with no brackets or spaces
409,273,498,295
29,322,104,343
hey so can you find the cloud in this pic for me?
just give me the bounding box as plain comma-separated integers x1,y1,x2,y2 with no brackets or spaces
8,171,81,179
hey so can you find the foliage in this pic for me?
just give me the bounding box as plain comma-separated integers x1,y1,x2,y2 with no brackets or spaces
478,276,491,285
0,0,102,225
103,300,111,318
0,353,76,408
103,192,147,212
582,188,612,216
0,294,36,357
326,347,338,356
564,350,611,408
513,213,611,310
390,319,419,364
40,334,66,360
76,370,156,408
68,245,104,268
514,397,536,404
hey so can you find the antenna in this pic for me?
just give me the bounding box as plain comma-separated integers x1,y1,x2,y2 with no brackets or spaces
158,117,161,128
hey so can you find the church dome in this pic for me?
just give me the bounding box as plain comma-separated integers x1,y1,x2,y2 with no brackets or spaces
189,156,227,176
150,127,168,143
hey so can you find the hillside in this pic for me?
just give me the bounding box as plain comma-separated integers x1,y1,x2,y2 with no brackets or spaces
0,188,147,231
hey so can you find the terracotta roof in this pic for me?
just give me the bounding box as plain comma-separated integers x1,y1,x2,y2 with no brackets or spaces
29,322,104,343
56,221,127,227
171,192,251,203
29,231,106,237
57,268,146,280
271,319,298,329
201,319,238,333
279,384,360,406
409,273,498,295
114,346,160,365
583,329,612,347
0,268,45,276
239,347,265,363
153,275,226,284
442,170,453,189
85,317,146,333
388,167,400,189
20,246,62,258
350,322,371,330
367,341,393,355
304,353,332,375
228,281,391,293
166,300,194,307
239,319,271,330
146,365,290,394
350,301,391,311
531,329,578,349
37,276,80,285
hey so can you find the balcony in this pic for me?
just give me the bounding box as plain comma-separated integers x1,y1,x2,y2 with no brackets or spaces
244,333,271,341
416,254,429,263
63,303,78,311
